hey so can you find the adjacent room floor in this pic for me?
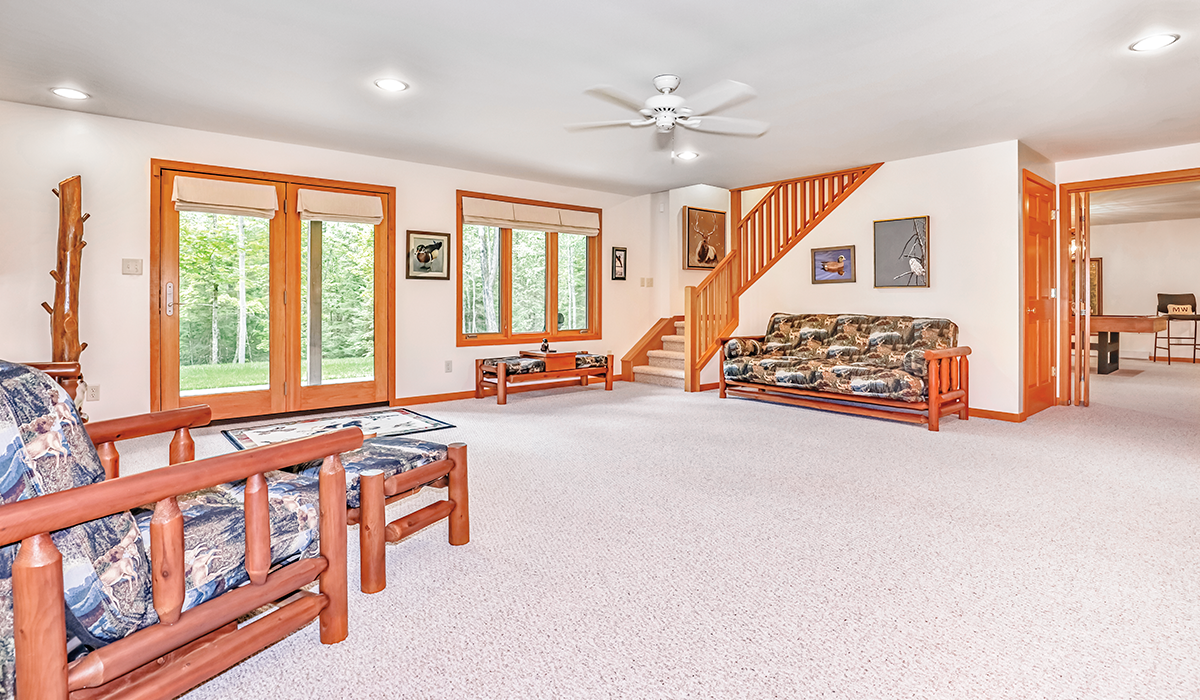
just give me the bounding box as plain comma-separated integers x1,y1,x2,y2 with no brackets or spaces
116,359,1200,699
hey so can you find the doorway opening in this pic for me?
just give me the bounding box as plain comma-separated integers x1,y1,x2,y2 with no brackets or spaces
1058,167,1200,407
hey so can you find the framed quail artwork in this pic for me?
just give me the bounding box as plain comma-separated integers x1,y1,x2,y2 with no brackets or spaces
683,206,726,270
873,216,929,288
406,230,450,280
811,245,856,284
612,246,627,280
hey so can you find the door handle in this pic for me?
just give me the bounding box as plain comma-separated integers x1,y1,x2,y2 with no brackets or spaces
166,282,174,316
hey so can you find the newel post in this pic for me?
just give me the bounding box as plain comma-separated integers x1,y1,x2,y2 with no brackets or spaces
684,285,697,392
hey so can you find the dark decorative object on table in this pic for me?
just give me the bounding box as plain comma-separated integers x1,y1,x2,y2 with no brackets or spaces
540,338,549,352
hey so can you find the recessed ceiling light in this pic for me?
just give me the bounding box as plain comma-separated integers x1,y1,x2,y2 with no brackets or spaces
1129,34,1180,51
374,78,409,92
675,151,699,161
51,87,90,100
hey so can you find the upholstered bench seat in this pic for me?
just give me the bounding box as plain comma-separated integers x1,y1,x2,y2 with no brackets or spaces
476,352,614,405
287,436,448,509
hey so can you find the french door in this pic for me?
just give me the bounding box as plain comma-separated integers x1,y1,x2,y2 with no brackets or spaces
151,161,394,421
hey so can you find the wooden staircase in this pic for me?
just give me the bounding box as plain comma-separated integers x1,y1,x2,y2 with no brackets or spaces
683,164,883,391
622,315,686,388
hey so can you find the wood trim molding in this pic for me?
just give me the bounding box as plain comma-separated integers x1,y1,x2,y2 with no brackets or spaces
389,390,476,407
971,408,1026,422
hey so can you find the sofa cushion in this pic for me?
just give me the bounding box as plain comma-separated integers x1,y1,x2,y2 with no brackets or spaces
573,353,608,369
762,313,837,354
0,361,157,696
287,435,448,509
481,356,544,374
133,470,323,613
723,337,763,360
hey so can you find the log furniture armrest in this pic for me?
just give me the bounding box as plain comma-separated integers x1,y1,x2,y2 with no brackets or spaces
86,405,213,479
924,346,971,361
0,429,361,543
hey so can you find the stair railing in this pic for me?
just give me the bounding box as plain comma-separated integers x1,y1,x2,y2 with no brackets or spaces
683,163,883,391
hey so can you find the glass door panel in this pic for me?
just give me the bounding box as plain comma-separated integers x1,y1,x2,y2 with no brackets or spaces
178,211,272,396
300,220,376,387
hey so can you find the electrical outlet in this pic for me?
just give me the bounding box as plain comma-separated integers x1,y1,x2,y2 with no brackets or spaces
444,360,453,373
85,384,100,402
640,277,646,287
121,258,143,275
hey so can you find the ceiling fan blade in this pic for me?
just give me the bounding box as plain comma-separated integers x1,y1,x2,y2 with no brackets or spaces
677,115,769,137
565,119,653,131
684,80,757,116
584,85,647,114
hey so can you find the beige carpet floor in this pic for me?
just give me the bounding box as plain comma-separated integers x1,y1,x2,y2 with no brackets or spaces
114,359,1200,699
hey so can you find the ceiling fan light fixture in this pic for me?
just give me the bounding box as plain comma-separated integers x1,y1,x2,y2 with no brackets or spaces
51,87,90,100
674,151,699,161
374,78,409,92
1129,34,1180,51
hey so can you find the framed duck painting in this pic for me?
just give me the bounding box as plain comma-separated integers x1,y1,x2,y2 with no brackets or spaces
811,245,856,284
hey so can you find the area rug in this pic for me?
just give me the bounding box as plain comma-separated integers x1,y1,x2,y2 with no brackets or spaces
222,407,453,450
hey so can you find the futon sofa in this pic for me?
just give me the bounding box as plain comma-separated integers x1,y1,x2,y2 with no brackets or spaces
719,313,970,430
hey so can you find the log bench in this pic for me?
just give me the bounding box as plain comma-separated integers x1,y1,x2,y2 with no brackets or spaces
475,351,613,405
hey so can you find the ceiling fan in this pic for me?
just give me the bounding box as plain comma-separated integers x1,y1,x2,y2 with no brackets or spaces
567,74,769,137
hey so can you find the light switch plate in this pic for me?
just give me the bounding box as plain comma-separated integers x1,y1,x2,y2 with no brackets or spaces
122,258,143,275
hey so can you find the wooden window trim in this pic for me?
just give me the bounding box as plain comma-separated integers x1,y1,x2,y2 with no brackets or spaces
150,159,396,415
455,190,603,348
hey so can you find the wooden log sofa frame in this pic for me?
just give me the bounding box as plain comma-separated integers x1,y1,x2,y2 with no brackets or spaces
718,337,971,431
1,400,360,700
474,353,614,405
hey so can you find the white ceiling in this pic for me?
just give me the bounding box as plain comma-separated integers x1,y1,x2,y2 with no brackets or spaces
2,1,1200,195
1090,181,1200,225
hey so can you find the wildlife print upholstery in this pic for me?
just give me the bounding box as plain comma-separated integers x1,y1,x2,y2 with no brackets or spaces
0,361,157,698
482,353,608,375
132,470,324,613
287,436,448,509
722,315,958,402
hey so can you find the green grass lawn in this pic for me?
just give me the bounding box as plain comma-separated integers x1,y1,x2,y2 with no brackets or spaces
180,356,374,392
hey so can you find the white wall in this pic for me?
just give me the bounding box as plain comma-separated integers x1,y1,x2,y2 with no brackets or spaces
736,141,1022,414
0,100,656,419
1056,140,1200,183
1090,218,1200,357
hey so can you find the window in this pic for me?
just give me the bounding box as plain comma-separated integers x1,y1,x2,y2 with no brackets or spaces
457,191,602,345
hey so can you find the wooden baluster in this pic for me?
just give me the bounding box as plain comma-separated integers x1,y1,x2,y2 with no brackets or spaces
96,440,120,480
359,469,386,593
169,426,195,464
244,473,270,586
318,454,348,644
14,533,68,700
447,442,470,546
150,496,185,624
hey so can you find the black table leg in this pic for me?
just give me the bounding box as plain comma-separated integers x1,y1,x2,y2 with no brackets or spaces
1095,331,1120,374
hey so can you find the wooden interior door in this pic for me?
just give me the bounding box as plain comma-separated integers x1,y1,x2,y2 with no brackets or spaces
1022,170,1057,417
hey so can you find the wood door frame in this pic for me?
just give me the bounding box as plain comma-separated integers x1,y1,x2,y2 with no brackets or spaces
1022,169,1056,418
1057,166,1200,405
150,159,396,418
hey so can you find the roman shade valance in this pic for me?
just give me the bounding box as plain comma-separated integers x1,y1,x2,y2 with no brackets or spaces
172,176,278,219
461,197,600,236
297,189,385,225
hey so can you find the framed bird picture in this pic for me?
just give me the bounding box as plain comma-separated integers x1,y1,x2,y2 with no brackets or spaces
873,216,929,288
811,245,856,284
406,230,450,280
683,206,726,270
